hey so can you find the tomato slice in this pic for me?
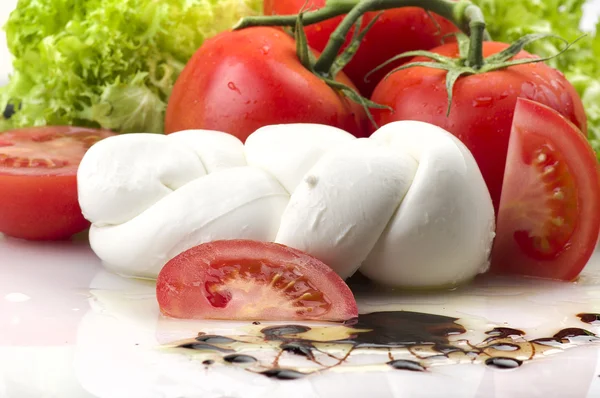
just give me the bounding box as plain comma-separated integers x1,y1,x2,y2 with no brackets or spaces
156,240,358,322
490,98,600,280
0,126,115,240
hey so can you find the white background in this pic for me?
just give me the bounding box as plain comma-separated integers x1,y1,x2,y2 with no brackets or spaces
0,0,17,85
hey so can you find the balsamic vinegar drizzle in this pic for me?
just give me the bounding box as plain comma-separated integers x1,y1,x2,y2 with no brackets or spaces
387,359,426,372
578,313,600,325
223,354,257,364
169,311,600,380
178,342,234,352
484,357,522,370
261,368,307,380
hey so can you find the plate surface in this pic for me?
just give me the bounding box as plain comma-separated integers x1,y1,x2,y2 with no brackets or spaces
4,237,600,398
1,2,600,398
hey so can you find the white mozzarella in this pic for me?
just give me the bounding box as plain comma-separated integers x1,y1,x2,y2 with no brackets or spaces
245,124,356,193
89,167,290,279
360,121,496,288
78,134,206,227
79,122,496,288
168,130,246,173
275,139,418,279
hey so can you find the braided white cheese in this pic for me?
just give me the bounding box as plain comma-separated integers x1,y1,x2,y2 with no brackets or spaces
78,122,495,288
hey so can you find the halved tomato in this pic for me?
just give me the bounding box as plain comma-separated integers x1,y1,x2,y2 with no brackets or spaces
491,98,600,280
0,126,115,241
156,240,358,321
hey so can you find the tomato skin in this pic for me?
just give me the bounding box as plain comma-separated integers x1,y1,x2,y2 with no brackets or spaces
264,0,458,97
165,27,367,141
0,126,115,241
0,175,89,240
491,99,600,281
157,240,358,322
371,42,587,213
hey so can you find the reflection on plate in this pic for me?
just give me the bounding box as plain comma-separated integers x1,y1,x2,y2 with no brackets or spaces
71,252,600,398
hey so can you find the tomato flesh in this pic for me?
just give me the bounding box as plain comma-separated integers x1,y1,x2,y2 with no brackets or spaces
491,99,600,280
157,240,358,321
0,126,115,240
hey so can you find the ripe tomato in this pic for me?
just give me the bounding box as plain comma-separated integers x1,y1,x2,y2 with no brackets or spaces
165,27,367,141
491,99,600,281
157,240,358,322
264,0,458,97
0,126,115,241
371,41,587,213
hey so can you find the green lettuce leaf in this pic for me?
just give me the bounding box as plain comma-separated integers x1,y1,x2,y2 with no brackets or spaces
472,0,600,159
0,0,262,134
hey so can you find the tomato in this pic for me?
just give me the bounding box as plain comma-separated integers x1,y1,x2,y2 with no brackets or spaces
156,240,358,322
165,27,367,141
491,98,600,280
0,126,115,241
371,41,587,213
264,0,458,97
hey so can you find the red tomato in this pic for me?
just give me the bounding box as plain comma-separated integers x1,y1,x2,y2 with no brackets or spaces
491,99,600,281
0,126,115,241
165,27,367,141
157,240,358,322
264,0,458,97
371,41,587,213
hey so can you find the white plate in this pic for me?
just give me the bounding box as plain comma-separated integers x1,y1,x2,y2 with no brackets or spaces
4,237,600,398
1,2,600,398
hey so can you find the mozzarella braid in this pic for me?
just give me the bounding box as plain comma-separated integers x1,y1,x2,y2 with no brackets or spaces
78,121,495,288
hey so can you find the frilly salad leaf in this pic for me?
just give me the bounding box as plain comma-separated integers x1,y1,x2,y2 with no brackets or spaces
0,0,262,134
472,0,600,159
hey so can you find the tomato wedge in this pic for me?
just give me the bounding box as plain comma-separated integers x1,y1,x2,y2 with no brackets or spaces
156,240,358,322
0,126,115,240
491,99,600,280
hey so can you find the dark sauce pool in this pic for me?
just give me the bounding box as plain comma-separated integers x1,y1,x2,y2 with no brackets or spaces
170,311,600,380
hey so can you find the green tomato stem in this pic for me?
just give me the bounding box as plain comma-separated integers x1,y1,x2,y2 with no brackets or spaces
233,5,354,30
235,0,489,76
314,0,489,74
464,7,486,69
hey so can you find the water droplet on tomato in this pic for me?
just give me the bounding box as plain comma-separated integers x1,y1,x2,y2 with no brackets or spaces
520,81,537,98
227,82,242,95
551,79,565,90
261,46,270,55
472,96,494,108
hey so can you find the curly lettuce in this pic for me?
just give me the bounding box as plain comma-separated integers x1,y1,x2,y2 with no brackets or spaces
472,0,600,159
0,0,262,134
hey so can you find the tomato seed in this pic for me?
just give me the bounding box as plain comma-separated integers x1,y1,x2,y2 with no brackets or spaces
536,153,547,164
